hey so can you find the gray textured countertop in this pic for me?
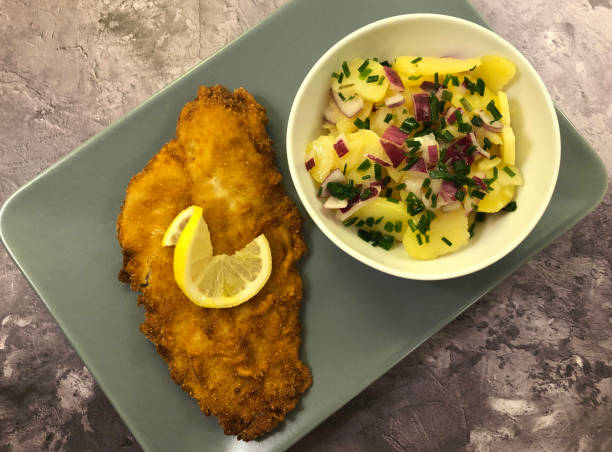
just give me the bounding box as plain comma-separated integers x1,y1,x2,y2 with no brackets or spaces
1,1,610,451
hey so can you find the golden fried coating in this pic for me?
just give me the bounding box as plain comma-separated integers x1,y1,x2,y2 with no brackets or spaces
117,86,311,440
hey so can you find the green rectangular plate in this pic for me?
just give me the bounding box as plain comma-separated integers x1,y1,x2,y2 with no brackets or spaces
0,0,607,451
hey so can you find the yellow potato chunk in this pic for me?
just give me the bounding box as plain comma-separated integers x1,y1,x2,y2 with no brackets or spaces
333,58,389,103
352,198,410,241
403,208,470,260
500,126,516,165
393,56,481,78
478,182,515,213
497,91,511,126
306,135,338,182
471,55,516,94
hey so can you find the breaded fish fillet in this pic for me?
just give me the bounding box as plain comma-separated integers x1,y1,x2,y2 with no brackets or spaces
117,86,312,440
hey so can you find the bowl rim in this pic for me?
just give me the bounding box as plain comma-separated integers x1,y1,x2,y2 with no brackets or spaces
286,13,561,280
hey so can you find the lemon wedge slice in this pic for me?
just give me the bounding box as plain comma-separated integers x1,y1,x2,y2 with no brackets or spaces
167,205,272,308
162,206,197,246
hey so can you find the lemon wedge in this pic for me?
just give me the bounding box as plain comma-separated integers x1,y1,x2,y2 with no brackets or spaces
162,206,197,246
166,205,272,308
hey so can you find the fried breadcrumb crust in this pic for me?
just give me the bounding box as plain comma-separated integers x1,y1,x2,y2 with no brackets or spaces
116,86,312,441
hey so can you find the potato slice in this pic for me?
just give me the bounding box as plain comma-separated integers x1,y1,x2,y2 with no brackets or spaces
402,208,470,260
393,56,481,77
477,182,515,213
471,55,516,94
351,197,410,241
500,126,516,165
496,91,511,126
306,135,339,182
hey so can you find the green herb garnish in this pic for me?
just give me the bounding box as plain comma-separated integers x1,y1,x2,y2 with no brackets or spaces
358,159,371,171
411,56,423,64
486,100,502,121
366,75,379,83
441,237,453,246
384,113,394,123
343,217,358,227
342,61,350,77
503,166,516,177
460,97,473,112
503,201,517,212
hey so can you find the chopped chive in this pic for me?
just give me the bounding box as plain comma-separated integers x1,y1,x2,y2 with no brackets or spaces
386,197,399,204
406,139,421,148
456,189,466,202
358,159,371,171
407,219,417,232
366,75,379,83
466,145,477,155
431,194,438,208
379,234,395,250
411,56,423,64
434,72,439,89
380,60,391,67
382,175,391,187
343,163,347,175
476,78,485,96
441,237,453,246
483,137,493,150
469,65,476,71
425,234,430,243
375,216,384,224
357,229,369,241
469,222,476,237
366,216,375,227
458,122,473,133
356,219,366,227
408,74,423,80
503,201,518,212
442,130,455,141
331,72,340,80
460,97,473,112
342,61,350,77
374,163,382,180
503,166,516,177
475,212,486,222
401,157,420,171
422,178,431,188
354,117,366,129
384,113,394,123
470,190,485,200
377,76,386,86
343,217,358,227
471,115,483,127
360,188,372,200
425,187,432,199
395,183,406,191
359,68,373,80
429,93,440,121
338,91,346,101
441,90,453,102
364,118,370,129
493,167,499,178
385,188,393,198
486,100,502,121
361,174,371,180
358,60,369,73
443,73,452,86
451,75,460,86
416,234,423,245
416,214,431,235
400,117,419,134
406,192,425,215
394,220,402,233
440,117,447,129
384,221,394,232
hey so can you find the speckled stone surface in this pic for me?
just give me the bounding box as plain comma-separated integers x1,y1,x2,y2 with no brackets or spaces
1,0,610,451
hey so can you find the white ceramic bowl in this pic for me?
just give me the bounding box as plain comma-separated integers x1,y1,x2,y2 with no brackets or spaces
287,14,560,280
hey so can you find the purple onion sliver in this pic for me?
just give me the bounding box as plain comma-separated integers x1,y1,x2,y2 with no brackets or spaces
366,153,391,167
380,140,405,168
439,180,458,202
406,157,427,173
383,66,404,91
412,93,431,122
472,176,488,191
305,158,315,170
384,93,405,108
420,81,436,92
427,145,439,164
381,125,409,146
333,139,350,158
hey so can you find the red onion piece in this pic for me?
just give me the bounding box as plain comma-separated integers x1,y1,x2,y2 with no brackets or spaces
406,157,427,174
477,110,503,132
383,66,404,91
444,106,463,125
472,176,488,192
439,180,458,202
320,168,345,197
381,125,409,146
380,140,405,168
427,145,439,165
336,188,380,221
305,158,315,170
333,138,350,158
420,81,436,92
331,89,364,118
323,196,348,209
366,153,391,167
385,93,405,108
412,93,431,122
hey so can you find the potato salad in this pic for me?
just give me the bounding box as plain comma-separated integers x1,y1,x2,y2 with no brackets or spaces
304,55,522,259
